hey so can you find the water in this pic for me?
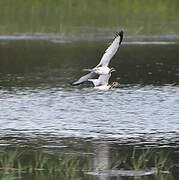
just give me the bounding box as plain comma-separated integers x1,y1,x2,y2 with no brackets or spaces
1,86,179,143
0,38,179,179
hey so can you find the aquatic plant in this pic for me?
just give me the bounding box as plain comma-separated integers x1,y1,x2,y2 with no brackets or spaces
0,147,175,179
110,147,173,175
0,150,92,180
0,150,22,172
131,147,153,170
154,151,174,175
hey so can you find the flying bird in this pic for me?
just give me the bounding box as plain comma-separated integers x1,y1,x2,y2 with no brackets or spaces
88,69,115,87
90,71,118,90
73,31,123,88
93,81,119,90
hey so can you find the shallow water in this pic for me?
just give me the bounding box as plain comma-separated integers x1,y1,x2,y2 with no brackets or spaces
0,38,179,179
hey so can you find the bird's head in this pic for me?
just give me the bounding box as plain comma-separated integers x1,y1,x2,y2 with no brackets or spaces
110,67,116,73
111,81,119,88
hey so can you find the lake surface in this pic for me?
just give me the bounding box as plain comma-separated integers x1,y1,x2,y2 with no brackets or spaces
0,37,179,179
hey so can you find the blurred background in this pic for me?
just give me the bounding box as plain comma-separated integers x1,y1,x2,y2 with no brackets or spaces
0,0,179,39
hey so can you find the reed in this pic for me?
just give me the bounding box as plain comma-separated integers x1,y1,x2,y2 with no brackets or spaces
0,150,91,179
0,147,174,179
111,147,173,175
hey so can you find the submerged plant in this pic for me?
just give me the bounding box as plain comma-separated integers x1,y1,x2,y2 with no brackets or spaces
131,147,153,170
0,150,21,172
0,149,92,179
0,147,175,179
154,151,174,174
110,147,174,176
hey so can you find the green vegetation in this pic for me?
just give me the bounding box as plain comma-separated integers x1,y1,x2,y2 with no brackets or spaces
0,0,178,35
0,147,174,179
110,147,174,178
0,150,92,180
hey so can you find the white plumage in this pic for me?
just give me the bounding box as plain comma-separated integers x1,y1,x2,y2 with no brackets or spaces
83,66,111,75
94,82,119,90
94,84,111,91
73,31,123,89
88,73,112,86
96,32,123,67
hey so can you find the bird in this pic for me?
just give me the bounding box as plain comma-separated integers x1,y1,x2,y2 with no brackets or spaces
94,82,119,90
91,72,118,90
88,68,115,86
82,66,112,75
72,31,123,88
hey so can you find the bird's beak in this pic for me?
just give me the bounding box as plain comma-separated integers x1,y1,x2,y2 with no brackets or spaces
110,68,116,72
111,82,119,87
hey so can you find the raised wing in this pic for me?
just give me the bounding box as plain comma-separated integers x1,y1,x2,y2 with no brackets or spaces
96,31,123,67
72,72,96,85
97,73,111,86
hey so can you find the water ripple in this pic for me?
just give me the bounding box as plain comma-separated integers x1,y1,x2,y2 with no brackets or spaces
0,85,179,147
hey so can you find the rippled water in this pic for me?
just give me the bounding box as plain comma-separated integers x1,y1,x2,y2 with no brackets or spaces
0,38,179,179
1,85,179,144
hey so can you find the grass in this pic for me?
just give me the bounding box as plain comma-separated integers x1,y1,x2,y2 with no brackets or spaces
111,147,174,175
0,150,92,180
0,147,175,179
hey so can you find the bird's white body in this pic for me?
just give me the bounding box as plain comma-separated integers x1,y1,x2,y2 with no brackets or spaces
93,66,111,75
88,79,101,86
94,84,111,91
83,66,111,75
93,82,118,90
88,73,111,86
